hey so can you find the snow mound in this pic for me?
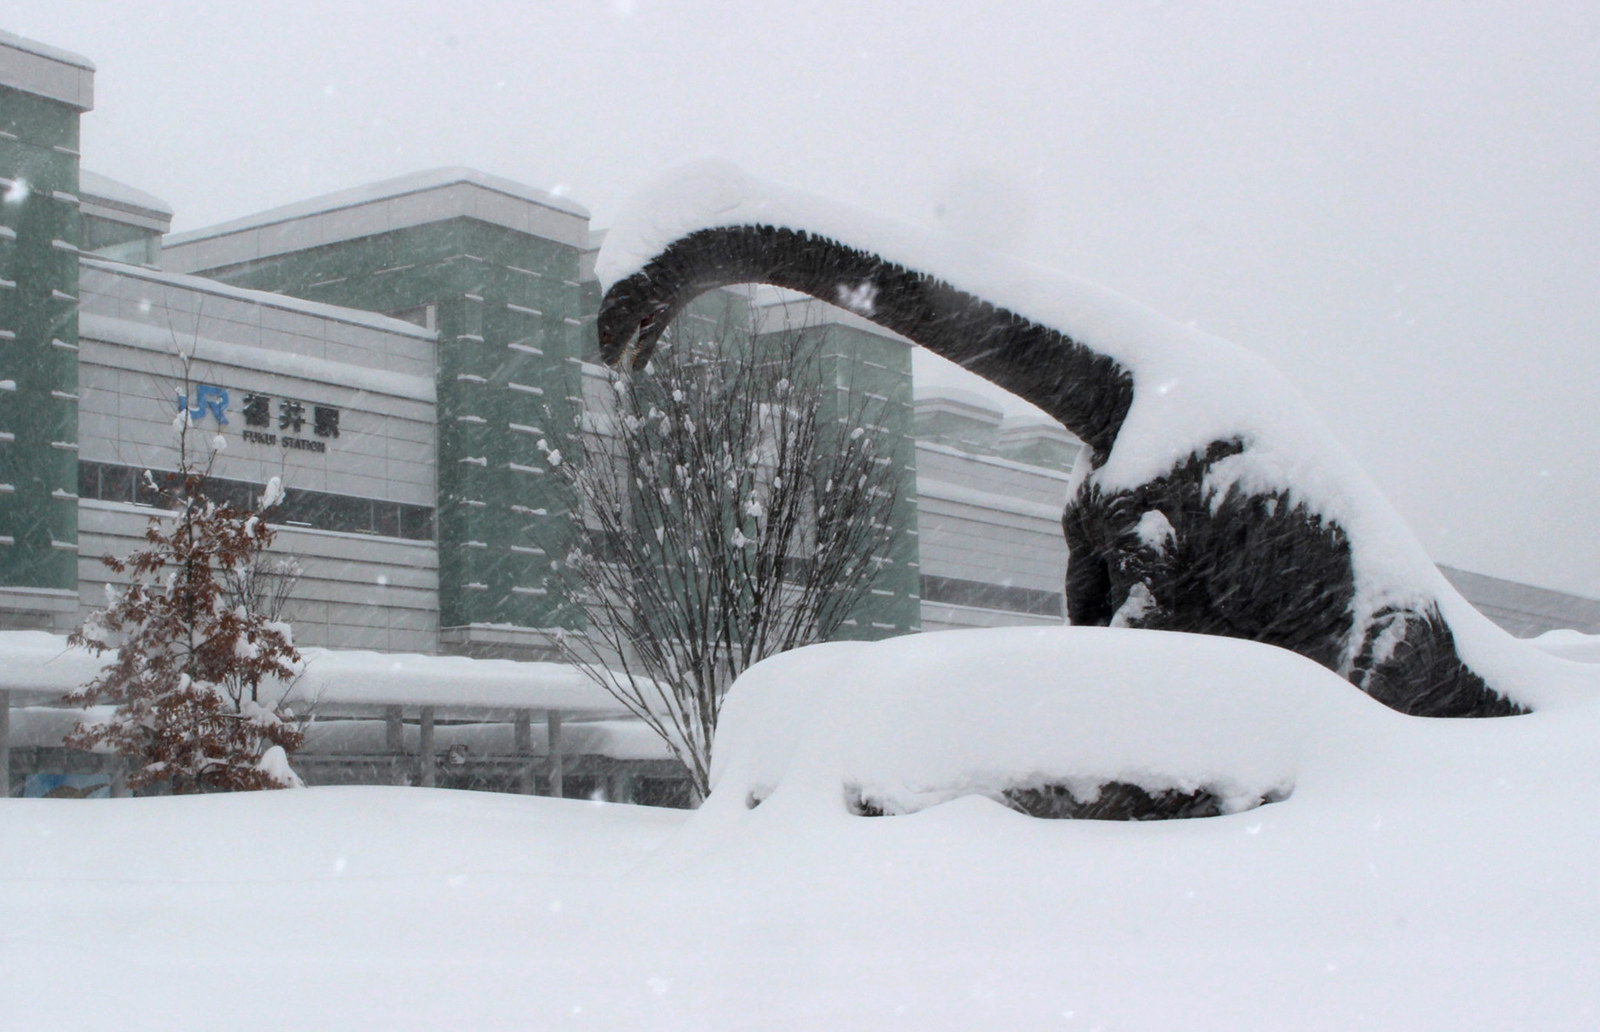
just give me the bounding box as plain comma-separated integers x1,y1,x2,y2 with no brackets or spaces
255,744,304,789
705,626,1387,820
1532,628,1600,663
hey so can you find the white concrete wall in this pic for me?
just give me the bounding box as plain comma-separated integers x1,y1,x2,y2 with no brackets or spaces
73,260,442,652
914,441,1073,633
76,261,437,503
77,501,438,652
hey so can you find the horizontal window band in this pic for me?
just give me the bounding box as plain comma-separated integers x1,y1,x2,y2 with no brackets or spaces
920,573,1064,618
77,460,436,542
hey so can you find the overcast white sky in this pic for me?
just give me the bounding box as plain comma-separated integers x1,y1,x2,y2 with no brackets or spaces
7,1,1598,598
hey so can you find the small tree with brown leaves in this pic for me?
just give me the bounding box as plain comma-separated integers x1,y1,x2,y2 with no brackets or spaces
67,431,304,793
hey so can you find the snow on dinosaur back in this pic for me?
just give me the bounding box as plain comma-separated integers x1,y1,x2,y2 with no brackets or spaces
598,162,1386,531
597,161,1596,716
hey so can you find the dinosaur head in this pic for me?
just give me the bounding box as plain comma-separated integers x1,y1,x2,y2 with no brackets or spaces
597,271,677,370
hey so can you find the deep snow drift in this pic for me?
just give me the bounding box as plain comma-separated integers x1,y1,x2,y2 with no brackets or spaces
4,626,1598,1031
705,627,1413,819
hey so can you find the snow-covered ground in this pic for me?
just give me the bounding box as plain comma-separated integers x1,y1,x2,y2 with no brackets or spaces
4,626,1599,1031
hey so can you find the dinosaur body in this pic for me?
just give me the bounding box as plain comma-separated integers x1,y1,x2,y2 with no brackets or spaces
1061,440,1506,716
596,173,1525,717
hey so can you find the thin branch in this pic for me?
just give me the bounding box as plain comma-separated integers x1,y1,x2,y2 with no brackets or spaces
543,312,902,796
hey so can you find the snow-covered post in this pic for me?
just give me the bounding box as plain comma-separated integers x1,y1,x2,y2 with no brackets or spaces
0,690,10,798
418,706,436,788
109,756,129,798
546,710,564,798
385,706,405,785
514,710,534,795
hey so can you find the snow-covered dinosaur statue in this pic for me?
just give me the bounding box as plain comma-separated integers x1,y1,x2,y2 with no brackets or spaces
594,162,1572,718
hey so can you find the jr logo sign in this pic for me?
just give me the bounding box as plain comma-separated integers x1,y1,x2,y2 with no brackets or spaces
177,384,230,425
177,384,343,453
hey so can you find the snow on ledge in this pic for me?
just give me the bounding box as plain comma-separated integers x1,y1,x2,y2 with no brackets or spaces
0,28,94,71
0,632,633,718
79,169,173,220
283,646,631,718
1531,628,1600,663
164,167,590,247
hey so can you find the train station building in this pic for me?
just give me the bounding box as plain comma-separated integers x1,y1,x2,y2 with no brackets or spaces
2,29,1595,799
0,29,1097,662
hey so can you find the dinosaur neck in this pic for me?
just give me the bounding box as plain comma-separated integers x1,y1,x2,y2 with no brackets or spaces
647,225,1133,463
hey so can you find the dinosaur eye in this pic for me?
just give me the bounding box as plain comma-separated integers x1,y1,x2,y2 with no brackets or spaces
639,303,669,330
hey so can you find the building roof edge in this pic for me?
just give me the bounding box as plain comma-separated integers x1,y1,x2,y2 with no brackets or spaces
0,29,95,71
165,167,590,247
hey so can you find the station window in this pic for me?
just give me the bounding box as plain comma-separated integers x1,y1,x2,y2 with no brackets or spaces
920,574,1064,617
80,214,160,267
78,461,435,542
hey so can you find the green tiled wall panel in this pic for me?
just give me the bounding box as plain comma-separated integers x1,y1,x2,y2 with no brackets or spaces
813,325,920,640
0,87,79,593
0,89,80,151
191,214,589,632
